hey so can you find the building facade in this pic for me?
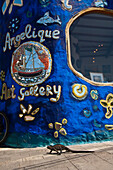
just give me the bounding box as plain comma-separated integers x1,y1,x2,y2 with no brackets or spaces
0,0,113,147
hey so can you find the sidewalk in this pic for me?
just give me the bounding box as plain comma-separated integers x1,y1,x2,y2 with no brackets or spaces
0,141,113,170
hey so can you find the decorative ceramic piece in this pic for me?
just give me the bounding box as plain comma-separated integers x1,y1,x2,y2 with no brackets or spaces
90,90,99,100
93,105,98,111
100,93,113,119
2,0,10,15
59,128,67,136
26,11,32,18
0,71,5,81
94,0,108,7
36,12,62,26
93,119,102,128
105,125,113,130
61,0,72,10
83,109,92,118
72,84,88,100
55,122,62,130
24,115,35,122
62,118,67,125
48,123,53,129
2,0,23,15
8,18,20,34
54,131,58,138
19,104,39,121
39,0,51,7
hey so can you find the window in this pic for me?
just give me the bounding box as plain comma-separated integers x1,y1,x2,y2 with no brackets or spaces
66,8,113,85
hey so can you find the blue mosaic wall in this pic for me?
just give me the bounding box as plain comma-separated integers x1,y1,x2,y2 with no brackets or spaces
0,0,113,147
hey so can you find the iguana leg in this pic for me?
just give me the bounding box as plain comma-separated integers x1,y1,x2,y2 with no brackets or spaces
50,149,53,153
53,148,60,154
59,149,62,154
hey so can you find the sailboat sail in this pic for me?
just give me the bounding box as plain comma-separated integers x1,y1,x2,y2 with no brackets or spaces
32,48,44,69
15,47,45,76
25,49,32,69
25,48,45,70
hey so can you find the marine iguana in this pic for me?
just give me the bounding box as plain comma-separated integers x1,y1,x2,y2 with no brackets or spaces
47,144,94,155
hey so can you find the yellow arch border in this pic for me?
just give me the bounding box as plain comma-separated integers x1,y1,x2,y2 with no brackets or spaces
65,7,113,86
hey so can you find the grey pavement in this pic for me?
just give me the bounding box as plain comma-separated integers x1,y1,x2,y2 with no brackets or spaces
0,141,113,170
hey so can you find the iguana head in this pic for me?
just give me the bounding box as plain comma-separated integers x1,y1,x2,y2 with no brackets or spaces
47,145,52,149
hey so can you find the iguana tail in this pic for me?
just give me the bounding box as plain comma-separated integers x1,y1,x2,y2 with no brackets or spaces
66,147,94,153
70,150,94,153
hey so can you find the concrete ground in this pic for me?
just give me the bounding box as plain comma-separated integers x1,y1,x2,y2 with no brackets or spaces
0,141,113,170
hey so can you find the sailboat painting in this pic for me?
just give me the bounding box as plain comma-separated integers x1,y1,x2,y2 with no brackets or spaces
11,41,52,86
